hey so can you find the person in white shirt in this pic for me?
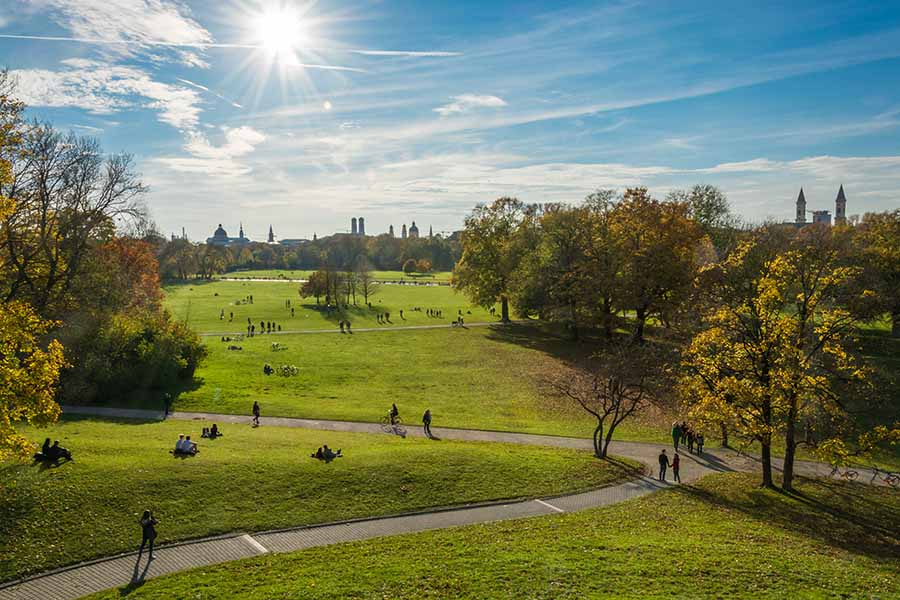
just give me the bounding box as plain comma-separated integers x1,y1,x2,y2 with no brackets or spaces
183,436,197,454
175,434,186,452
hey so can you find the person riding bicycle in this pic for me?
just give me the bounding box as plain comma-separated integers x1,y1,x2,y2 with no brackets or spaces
389,403,400,425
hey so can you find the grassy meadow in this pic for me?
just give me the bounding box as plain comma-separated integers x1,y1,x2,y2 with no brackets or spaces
0,417,638,581
164,279,493,334
219,269,452,282
87,472,900,599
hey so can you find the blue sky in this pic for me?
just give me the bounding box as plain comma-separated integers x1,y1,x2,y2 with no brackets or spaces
1,0,899,241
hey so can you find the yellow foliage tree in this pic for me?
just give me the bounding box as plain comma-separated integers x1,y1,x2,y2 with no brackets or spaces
0,72,67,461
680,226,871,489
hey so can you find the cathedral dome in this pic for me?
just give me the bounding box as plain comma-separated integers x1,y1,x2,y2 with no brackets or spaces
213,224,228,239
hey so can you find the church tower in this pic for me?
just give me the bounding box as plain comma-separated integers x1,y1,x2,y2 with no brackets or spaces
351,217,358,235
389,224,395,237
268,225,275,243
358,217,365,236
796,189,807,224
401,224,407,239
429,225,433,239
835,185,847,225
239,222,245,238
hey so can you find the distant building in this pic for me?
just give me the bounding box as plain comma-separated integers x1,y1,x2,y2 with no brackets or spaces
351,217,358,235
206,223,250,246
279,238,310,247
358,217,365,236
268,225,275,243
401,224,408,239
429,225,433,239
786,186,848,228
409,221,420,239
389,224,395,237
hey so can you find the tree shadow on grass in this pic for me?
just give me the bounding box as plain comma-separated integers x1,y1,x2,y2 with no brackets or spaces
674,474,900,561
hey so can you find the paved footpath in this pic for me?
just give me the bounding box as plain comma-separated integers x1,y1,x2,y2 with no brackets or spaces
0,406,861,600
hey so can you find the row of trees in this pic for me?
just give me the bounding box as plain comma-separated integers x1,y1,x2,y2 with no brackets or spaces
455,190,899,489
152,229,458,280
0,73,206,459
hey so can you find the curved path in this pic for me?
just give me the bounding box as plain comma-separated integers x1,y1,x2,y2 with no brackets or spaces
199,320,508,337
0,406,861,600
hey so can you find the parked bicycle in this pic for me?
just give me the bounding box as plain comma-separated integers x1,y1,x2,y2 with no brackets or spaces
870,467,900,488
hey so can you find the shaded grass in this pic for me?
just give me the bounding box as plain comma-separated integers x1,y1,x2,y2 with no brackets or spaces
0,417,638,582
87,473,900,600
218,269,452,282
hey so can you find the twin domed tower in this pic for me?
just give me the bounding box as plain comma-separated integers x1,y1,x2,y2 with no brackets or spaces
794,185,848,226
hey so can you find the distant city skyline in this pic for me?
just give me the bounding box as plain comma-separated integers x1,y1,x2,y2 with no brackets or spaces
2,1,899,237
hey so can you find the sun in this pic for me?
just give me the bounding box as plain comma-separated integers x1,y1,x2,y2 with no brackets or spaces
255,6,307,58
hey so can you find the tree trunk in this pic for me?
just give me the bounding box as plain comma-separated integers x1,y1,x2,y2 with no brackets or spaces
720,423,729,448
500,295,510,323
602,297,613,339
593,422,604,458
893,309,900,338
632,307,646,343
602,422,618,460
761,440,774,488
782,398,798,491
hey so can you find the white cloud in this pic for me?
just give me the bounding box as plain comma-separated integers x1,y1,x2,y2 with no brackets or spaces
434,94,507,116
12,59,203,130
21,0,212,67
155,126,266,177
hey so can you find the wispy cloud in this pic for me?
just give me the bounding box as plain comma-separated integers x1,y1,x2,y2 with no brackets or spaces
155,125,267,177
12,59,203,130
434,94,507,117
176,78,243,109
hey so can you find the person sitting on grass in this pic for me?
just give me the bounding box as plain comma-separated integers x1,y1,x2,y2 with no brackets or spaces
46,440,72,462
182,435,198,454
312,446,324,459
210,424,221,438
323,445,342,460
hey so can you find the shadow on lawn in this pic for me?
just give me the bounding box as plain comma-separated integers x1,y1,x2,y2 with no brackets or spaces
675,474,900,560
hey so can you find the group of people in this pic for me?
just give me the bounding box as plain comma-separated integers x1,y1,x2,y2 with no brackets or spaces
201,424,222,439
657,449,681,483
339,320,352,333
311,445,342,461
173,434,198,456
671,421,704,454
34,438,73,463
375,312,391,324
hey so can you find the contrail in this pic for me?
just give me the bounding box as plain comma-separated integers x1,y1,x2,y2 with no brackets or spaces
0,33,460,57
176,78,244,108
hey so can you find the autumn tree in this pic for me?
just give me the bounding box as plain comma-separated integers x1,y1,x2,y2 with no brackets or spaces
855,210,900,337
667,184,740,257
680,226,872,489
402,258,417,275
454,197,527,322
613,188,703,342
300,270,328,305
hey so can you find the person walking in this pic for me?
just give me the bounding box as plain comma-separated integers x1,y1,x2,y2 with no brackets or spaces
672,453,681,483
163,393,172,418
422,409,433,438
138,510,158,561
658,449,670,482
697,433,705,454
252,401,260,427
671,422,681,451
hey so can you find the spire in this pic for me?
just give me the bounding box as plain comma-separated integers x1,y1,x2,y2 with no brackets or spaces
268,224,274,243
796,188,806,224
429,225,433,238
836,184,846,203
239,222,245,238
835,184,847,225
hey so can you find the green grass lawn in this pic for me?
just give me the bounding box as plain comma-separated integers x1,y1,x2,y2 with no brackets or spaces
0,417,638,582
86,472,900,600
164,279,493,334
116,322,667,442
218,269,452,282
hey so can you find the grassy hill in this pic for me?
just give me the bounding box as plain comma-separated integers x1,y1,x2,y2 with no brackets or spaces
1,418,637,582
86,472,900,599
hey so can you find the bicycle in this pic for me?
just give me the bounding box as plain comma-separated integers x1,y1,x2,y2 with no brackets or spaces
870,467,900,488
380,413,406,435
829,465,859,481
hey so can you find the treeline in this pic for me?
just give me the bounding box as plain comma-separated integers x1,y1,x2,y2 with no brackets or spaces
0,73,205,458
151,230,460,280
455,190,900,489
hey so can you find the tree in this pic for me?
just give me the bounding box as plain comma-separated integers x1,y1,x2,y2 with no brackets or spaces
300,270,328,305
680,226,870,489
1,123,145,316
195,244,227,280
159,238,197,280
613,188,703,342
668,184,740,257
548,344,656,458
355,255,379,304
402,258,417,275
416,258,432,273
855,210,900,337
0,300,67,460
454,197,526,322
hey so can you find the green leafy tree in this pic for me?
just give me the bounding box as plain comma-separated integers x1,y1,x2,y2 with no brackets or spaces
454,197,526,322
